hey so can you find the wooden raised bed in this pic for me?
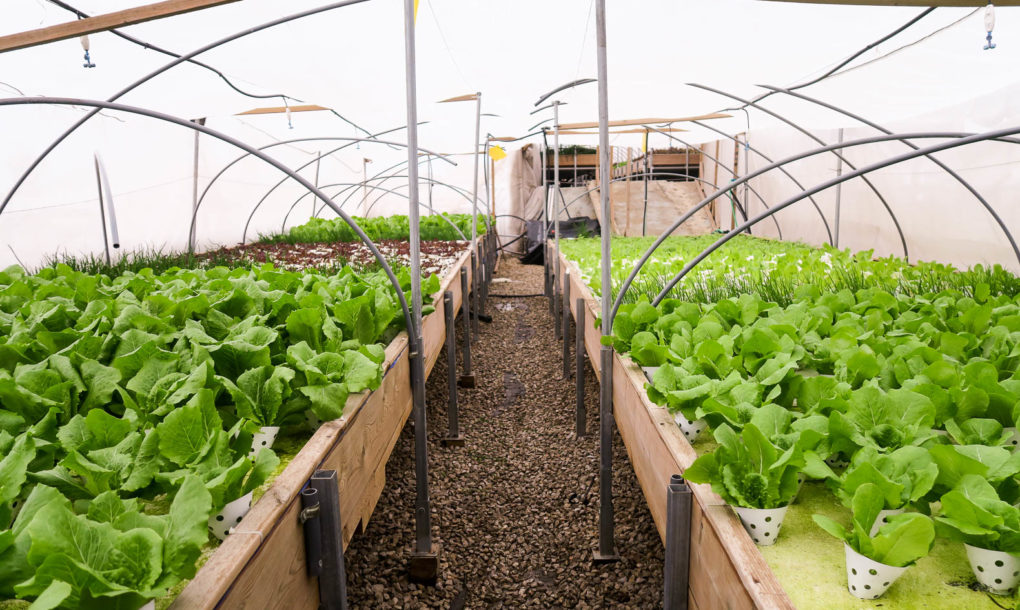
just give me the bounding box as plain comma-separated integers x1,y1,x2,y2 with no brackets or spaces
172,239,485,609
554,245,795,610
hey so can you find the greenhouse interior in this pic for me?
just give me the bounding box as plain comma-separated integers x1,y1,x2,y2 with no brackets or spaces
5,0,1020,608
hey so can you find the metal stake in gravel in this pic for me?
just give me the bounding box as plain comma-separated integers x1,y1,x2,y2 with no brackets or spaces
576,297,586,438
593,0,620,565
403,0,438,582
562,271,571,379
664,474,692,610
458,267,476,388
471,251,480,338
442,291,465,447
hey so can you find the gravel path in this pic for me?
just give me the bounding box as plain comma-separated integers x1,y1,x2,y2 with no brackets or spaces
345,258,664,608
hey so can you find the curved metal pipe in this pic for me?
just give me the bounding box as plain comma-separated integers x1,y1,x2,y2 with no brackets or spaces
0,0,372,223
279,179,469,240
687,120,835,246
689,82,910,261
360,176,482,218
2,96,418,358
238,138,456,244
649,125,1020,306
556,171,745,234
317,157,419,218
192,128,430,253
607,130,1020,321
642,130,781,239
756,84,1020,266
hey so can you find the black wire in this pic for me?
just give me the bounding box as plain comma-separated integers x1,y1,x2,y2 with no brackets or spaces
46,0,383,145
722,7,937,112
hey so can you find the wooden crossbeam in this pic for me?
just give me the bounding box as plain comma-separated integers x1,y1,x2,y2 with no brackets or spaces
556,113,731,130
0,0,242,54
763,1,1020,5
556,127,689,135
236,104,331,116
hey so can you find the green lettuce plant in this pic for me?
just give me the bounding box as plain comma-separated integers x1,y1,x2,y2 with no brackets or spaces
935,474,1020,553
814,483,936,568
684,422,804,510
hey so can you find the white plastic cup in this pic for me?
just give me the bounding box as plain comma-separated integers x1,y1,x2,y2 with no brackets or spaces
673,412,707,442
306,410,322,429
825,454,850,470
249,426,280,457
137,601,156,610
964,544,1020,595
870,508,906,537
733,505,788,546
642,366,659,383
844,543,908,600
208,491,254,541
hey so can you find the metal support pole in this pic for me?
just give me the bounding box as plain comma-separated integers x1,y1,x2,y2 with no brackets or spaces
403,0,437,581
576,297,586,438
554,273,561,341
594,0,619,564
562,271,571,378
663,474,692,610
642,136,650,237
441,291,465,447
470,251,480,338
458,267,475,388
310,470,349,610
553,101,563,342
190,117,205,254
834,128,844,248
93,156,111,266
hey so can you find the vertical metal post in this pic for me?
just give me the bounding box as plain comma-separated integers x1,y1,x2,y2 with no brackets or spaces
458,267,475,388
834,128,844,248
470,251,480,337
664,474,692,610
642,131,650,237
576,297,586,438
441,291,465,446
190,118,205,254
402,0,438,580
310,470,349,610
562,271,571,378
93,155,111,266
470,94,482,338
553,101,563,341
594,0,619,564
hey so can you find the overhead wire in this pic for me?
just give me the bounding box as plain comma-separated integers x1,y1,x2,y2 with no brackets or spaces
423,0,473,90
41,0,383,142
719,7,938,113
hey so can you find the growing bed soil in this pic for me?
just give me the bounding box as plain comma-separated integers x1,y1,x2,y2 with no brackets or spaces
345,258,665,608
198,239,470,276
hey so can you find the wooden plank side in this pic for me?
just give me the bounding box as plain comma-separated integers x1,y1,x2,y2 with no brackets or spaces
174,245,474,609
0,0,240,53
552,243,795,610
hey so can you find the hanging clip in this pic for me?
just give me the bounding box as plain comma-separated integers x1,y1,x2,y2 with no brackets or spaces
985,2,997,51
284,100,293,130
80,35,95,68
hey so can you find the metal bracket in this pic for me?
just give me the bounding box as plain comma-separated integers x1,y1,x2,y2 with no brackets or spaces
299,503,320,524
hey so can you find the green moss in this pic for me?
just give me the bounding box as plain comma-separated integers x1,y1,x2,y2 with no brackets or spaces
761,483,1019,609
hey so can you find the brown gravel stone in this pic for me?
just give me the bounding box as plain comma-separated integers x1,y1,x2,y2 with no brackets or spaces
345,258,664,608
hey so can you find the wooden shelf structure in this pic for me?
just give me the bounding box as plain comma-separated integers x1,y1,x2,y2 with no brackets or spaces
555,244,796,610
171,238,486,609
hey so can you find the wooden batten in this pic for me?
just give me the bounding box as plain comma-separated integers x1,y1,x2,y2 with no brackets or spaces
555,245,795,610
172,240,479,609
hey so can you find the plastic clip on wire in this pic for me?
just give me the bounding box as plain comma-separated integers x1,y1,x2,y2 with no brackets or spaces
80,35,95,68
285,100,294,129
985,2,997,51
